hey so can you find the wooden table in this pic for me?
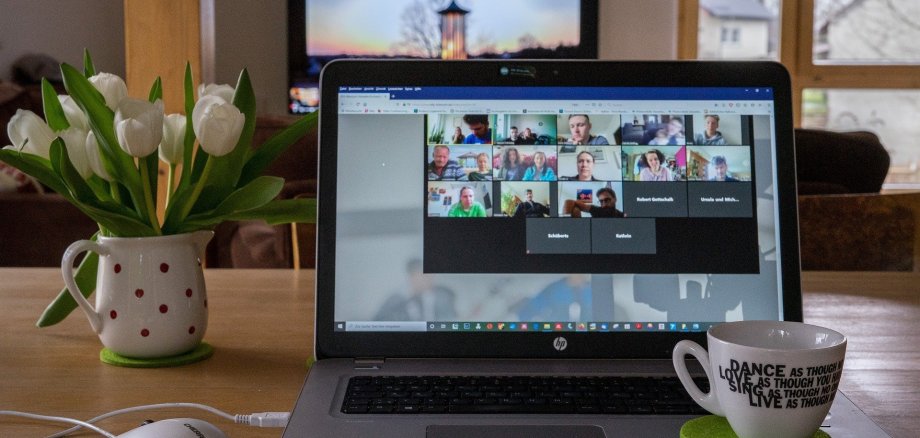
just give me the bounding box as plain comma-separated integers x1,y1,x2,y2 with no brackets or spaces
1,269,917,437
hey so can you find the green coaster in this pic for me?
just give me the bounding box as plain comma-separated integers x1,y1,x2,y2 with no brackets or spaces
100,342,214,368
680,415,830,438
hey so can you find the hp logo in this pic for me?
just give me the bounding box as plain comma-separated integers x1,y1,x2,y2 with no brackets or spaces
553,337,568,351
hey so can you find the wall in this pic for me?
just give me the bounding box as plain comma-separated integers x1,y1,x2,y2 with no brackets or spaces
209,0,288,116
0,0,125,82
598,0,678,60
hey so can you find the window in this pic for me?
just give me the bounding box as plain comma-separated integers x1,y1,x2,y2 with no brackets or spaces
680,0,920,186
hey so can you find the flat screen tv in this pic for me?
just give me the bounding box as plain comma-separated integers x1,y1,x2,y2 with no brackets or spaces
287,0,599,113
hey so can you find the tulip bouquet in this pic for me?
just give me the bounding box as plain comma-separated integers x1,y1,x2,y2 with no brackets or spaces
0,52,316,326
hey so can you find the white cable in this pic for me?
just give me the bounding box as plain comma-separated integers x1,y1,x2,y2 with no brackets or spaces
47,403,234,438
0,410,116,438
45,402,289,437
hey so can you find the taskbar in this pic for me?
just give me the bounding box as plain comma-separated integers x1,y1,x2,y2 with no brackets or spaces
334,321,716,333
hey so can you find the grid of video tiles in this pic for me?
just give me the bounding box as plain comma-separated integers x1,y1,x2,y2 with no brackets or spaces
425,113,754,219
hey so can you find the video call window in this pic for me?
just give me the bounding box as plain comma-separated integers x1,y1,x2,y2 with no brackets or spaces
690,114,743,146
621,114,688,146
493,145,559,181
558,182,624,217
427,114,495,145
427,181,493,218
499,182,554,218
687,146,752,182
556,114,620,145
494,114,557,145
622,145,687,182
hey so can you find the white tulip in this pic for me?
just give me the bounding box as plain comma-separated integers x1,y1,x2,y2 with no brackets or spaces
198,83,235,104
88,72,128,111
192,95,244,157
159,113,187,165
57,127,92,179
5,109,56,159
85,131,112,181
114,98,164,157
57,95,89,131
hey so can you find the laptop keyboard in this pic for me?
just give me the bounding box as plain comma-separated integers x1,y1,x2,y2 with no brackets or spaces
341,375,709,415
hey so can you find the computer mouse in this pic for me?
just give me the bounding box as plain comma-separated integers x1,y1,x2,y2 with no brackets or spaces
116,418,227,438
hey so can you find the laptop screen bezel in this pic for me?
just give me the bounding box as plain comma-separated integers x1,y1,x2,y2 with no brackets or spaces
314,60,801,360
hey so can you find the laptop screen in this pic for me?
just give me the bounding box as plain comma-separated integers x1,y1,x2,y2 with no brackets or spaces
329,83,786,336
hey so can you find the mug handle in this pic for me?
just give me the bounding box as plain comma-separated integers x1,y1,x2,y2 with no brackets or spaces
61,239,106,334
672,339,724,416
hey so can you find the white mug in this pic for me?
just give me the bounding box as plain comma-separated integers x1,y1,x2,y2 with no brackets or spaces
672,320,846,438
62,231,213,358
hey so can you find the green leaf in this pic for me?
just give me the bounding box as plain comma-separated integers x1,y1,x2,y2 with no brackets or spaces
148,76,163,102
50,138,95,203
239,111,318,186
175,197,316,233
0,148,70,196
181,62,196,184
212,176,283,216
41,78,69,131
142,154,158,205
78,201,158,237
161,183,195,234
36,240,99,327
83,49,96,77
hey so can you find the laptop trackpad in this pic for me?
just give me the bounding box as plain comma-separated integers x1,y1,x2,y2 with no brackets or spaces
427,425,605,438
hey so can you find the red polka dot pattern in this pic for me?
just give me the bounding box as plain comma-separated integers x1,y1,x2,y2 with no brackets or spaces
141,329,150,337
189,326,196,334
185,288,193,297
135,289,144,298
114,264,121,273
160,263,169,273
159,304,168,313
204,299,208,308
110,310,117,319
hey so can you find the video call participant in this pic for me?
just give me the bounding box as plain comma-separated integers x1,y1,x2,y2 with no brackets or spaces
648,117,685,146
561,150,598,181
638,149,673,181
497,147,524,181
462,114,492,144
467,152,493,181
505,126,520,143
566,114,609,145
516,274,593,321
569,187,624,218
522,151,556,181
427,145,467,180
374,259,457,321
517,127,538,145
450,126,464,144
694,115,726,145
709,155,738,181
513,189,551,218
448,186,487,217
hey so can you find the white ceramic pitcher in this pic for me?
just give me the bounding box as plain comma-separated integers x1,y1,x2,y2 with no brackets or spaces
62,231,213,358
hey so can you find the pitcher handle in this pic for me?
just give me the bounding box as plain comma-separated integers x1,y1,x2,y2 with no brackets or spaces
672,340,724,416
61,239,106,333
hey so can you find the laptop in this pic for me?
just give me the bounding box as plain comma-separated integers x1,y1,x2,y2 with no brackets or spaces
283,60,889,437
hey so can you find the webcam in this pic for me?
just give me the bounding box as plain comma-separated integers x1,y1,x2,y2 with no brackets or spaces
499,65,536,78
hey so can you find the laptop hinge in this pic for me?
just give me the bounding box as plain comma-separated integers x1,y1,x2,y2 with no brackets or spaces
354,357,385,370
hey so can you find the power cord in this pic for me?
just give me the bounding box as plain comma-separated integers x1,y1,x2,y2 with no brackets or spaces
1,403,289,437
